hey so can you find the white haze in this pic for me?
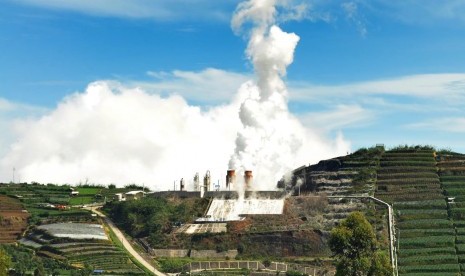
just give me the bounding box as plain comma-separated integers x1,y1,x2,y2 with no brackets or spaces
0,0,350,190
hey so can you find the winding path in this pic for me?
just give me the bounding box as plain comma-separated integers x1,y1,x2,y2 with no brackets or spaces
86,206,166,276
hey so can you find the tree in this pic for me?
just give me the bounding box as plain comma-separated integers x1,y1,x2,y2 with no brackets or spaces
0,248,12,276
329,212,391,276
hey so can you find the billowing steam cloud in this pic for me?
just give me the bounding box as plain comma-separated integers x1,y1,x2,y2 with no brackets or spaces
0,84,241,189
0,0,350,190
228,0,349,189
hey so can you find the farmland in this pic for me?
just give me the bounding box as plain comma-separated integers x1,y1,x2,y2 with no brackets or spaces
0,195,29,243
19,223,145,274
0,183,148,275
374,147,460,275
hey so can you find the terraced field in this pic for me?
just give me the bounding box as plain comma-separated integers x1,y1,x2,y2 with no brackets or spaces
20,224,144,274
437,152,465,276
0,194,29,243
375,149,459,276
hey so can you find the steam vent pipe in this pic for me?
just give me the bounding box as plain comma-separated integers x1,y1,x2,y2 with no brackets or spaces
245,170,253,189
226,170,236,190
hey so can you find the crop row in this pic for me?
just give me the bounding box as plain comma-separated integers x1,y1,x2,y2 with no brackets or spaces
377,189,443,197
380,161,436,167
438,161,465,167
400,273,459,276
397,219,453,229
398,263,460,273
456,236,465,244
448,208,465,220
68,252,128,262
378,193,444,203
399,235,455,248
394,200,447,210
378,184,440,192
398,210,448,221
382,156,436,162
400,229,455,238
383,152,434,157
398,247,456,257
379,165,437,172
444,189,465,196
441,176,465,182
442,182,465,189
378,178,439,184
377,172,439,180
60,245,119,253
398,254,458,266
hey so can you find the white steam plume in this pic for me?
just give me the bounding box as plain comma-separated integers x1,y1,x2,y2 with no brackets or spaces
228,0,350,190
0,0,350,190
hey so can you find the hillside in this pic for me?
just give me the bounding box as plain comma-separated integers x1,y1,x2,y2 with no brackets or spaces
2,145,465,275
291,146,465,276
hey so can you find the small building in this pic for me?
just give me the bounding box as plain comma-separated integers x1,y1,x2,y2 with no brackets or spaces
114,193,125,202
125,191,145,201
113,191,145,202
69,187,79,197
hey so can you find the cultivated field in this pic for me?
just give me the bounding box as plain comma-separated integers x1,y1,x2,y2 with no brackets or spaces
0,194,29,243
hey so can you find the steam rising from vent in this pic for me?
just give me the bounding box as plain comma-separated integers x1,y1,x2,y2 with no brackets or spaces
229,0,338,189
0,0,351,188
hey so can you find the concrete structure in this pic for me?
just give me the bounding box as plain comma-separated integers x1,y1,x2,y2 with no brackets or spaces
113,191,145,201
200,198,284,222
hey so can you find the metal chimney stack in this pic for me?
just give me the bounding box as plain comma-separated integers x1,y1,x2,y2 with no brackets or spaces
244,170,253,189
226,170,236,190
180,178,185,191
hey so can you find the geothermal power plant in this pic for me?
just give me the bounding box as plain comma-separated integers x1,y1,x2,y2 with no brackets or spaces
155,169,286,234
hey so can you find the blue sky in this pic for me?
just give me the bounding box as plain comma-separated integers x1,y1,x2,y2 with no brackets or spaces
2,0,465,155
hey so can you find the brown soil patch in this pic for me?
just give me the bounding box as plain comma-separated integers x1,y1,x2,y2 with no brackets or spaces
0,195,29,243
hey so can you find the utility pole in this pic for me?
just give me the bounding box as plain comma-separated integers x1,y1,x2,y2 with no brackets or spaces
12,167,15,184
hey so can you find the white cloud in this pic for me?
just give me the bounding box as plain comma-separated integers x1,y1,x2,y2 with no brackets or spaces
290,73,465,104
140,68,251,104
368,0,465,25
406,117,465,133
10,0,237,21
0,98,48,160
341,1,367,37
299,104,374,131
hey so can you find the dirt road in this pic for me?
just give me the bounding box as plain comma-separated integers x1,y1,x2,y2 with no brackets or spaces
87,206,166,276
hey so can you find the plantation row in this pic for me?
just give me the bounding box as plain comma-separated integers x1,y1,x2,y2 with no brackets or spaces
375,149,458,275
20,225,145,275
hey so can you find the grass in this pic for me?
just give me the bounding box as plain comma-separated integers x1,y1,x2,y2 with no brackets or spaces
69,196,97,205
76,187,101,195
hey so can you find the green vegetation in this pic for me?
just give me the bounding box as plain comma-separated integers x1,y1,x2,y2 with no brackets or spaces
158,258,190,273
329,212,391,276
104,197,209,246
0,248,11,276
0,244,80,275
